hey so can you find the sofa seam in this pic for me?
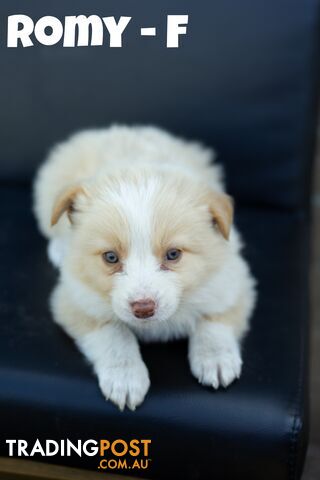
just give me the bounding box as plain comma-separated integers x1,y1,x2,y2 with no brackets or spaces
287,225,309,480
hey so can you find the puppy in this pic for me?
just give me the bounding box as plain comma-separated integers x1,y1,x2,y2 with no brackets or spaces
33,125,256,410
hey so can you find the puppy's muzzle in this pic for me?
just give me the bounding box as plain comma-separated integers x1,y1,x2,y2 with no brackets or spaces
131,299,156,319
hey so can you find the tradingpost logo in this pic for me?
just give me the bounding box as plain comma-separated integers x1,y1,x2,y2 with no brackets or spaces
5,438,152,471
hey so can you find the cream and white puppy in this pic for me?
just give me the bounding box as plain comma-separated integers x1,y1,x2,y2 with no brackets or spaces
33,125,256,410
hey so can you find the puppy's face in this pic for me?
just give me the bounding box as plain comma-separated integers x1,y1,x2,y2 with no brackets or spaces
52,171,233,326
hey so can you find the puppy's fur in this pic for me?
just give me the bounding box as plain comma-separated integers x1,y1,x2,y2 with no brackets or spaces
33,125,256,410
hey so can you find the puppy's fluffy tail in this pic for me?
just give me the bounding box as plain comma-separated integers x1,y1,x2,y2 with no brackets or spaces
33,129,106,238
33,142,75,239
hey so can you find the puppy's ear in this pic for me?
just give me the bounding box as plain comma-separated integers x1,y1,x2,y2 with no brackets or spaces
51,184,86,227
207,191,234,240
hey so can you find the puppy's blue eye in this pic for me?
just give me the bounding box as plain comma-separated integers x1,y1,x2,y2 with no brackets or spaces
165,248,182,261
103,251,119,264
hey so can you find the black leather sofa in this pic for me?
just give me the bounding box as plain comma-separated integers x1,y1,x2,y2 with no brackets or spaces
0,1,319,479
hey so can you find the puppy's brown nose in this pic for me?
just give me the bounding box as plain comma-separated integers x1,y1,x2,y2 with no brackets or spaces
131,299,155,319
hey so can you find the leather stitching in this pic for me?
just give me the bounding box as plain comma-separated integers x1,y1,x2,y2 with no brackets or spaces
288,229,309,480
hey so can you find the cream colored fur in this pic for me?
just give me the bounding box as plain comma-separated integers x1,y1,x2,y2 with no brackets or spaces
33,125,256,410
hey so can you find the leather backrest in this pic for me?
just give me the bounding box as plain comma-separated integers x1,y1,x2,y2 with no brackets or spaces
0,0,319,208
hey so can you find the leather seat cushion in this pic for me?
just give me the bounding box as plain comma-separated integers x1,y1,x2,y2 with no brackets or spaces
0,186,308,479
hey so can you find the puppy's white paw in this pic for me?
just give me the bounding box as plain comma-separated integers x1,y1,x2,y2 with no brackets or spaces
190,347,242,389
98,360,150,411
189,323,242,389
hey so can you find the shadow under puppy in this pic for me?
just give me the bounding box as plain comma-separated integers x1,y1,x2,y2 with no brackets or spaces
33,125,256,410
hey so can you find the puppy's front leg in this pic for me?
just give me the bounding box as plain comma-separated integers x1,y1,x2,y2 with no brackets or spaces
77,322,150,410
52,286,150,410
189,299,249,389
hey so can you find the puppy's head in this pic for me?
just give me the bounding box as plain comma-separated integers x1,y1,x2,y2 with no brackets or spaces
52,170,233,326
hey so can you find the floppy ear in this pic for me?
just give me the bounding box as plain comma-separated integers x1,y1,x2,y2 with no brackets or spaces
208,191,234,240
51,184,85,227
